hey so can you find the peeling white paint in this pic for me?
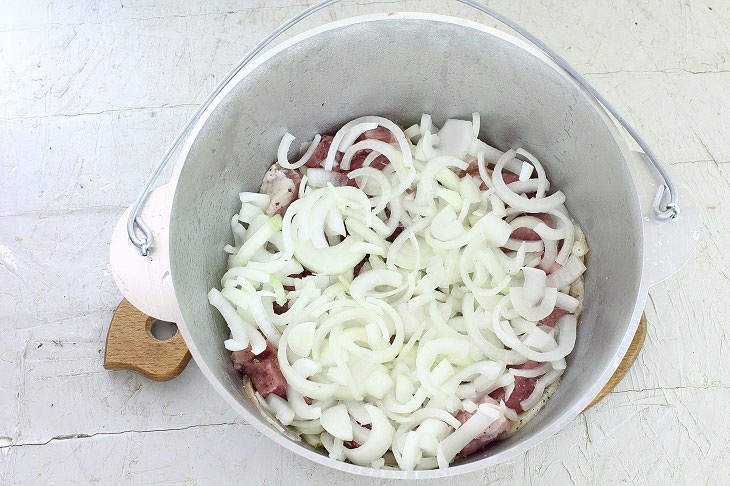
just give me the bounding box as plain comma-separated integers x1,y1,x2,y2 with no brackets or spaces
0,245,18,271
1,0,729,484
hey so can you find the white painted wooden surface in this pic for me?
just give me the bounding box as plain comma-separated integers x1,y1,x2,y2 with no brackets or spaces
1,0,728,484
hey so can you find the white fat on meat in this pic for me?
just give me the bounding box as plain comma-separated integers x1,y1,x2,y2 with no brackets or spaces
260,164,301,216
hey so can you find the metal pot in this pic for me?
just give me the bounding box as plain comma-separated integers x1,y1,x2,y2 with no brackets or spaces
109,9,700,479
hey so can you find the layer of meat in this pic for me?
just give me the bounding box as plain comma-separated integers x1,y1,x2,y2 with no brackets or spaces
455,395,511,456
231,340,287,399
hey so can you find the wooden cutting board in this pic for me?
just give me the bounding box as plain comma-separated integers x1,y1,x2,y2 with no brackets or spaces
584,313,647,410
103,299,190,381
103,298,647,407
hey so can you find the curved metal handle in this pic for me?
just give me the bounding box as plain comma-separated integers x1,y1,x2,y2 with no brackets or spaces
630,152,700,288
127,0,342,256
127,0,680,256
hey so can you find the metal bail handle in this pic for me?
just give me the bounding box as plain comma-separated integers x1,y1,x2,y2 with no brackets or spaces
126,0,680,256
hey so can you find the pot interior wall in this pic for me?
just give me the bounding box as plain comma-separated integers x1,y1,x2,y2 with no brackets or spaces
169,15,642,468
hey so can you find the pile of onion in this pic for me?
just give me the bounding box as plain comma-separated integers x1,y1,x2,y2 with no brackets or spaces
208,114,588,470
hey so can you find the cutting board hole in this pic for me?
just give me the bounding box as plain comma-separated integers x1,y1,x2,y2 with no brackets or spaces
150,320,178,341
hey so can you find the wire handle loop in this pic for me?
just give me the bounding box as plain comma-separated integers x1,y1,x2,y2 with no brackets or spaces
127,0,679,256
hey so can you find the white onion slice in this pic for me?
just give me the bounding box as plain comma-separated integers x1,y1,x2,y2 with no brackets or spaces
343,405,395,466
442,360,505,396
546,255,586,288
507,178,549,194
292,357,320,377
278,133,322,170
520,369,563,411
416,156,468,204
459,174,481,205
516,148,548,198
436,403,502,468
509,215,563,241
239,192,270,211
279,325,338,400
492,149,565,212
504,238,544,253
288,386,322,420
208,288,264,354
547,209,576,265
325,116,412,171
321,433,346,460
223,339,247,352
462,294,523,364
348,167,391,214
320,404,353,441
404,124,421,140
541,237,558,270
307,168,347,188
416,338,475,397
341,139,396,172
293,231,366,276
339,122,379,152
509,287,558,322
426,213,511,251
266,394,295,425
522,326,556,350
400,430,421,470
512,363,553,380
426,119,474,160
350,269,402,308
420,114,432,135
471,112,480,137
383,387,429,415
386,216,430,269
288,321,316,357
475,151,493,190
395,374,415,403
493,300,578,362
556,292,580,313
469,138,504,162
521,267,547,306
431,206,465,241
417,419,451,456
231,215,282,267
518,161,533,181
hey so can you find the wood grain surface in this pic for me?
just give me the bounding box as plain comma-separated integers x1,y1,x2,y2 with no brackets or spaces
103,299,191,381
584,314,647,411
